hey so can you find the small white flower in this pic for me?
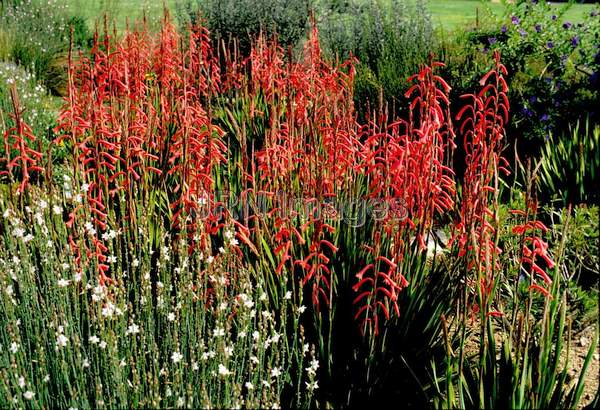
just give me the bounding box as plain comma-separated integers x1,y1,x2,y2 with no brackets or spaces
270,367,282,378
61,263,70,271
10,342,19,354
284,291,292,300
81,183,90,192
167,312,176,322
55,334,68,349
107,255,117,264
224,229,234,240
73,272,82,282
218,246,225,254
57,278,70,287
250,356,259,365
126,323,140,335
306,380,319,391
213,327,225,337
207,255,214,264
171,351,183,364
218,364,231,377
229,238,239,247
177,397,185,407
83,358,90,368
89,335,100,344
245,382,254,390
18,376,26,388
99,340,107,349
298,305,307,314
23,390,34,400
39,199,48,210
52,205,62,215
132,258,140,268
43,375,50,383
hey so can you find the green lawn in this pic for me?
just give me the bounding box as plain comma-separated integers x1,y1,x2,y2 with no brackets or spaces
68,0,598,31
428,0,598,31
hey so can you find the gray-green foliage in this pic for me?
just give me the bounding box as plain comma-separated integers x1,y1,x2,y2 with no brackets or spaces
176,0,311,53
318,0,436,115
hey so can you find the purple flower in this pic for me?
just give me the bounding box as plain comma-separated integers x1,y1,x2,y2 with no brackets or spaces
541,113,549,121
535,24,542,33
519,28,528,37
511,15,520,25
551,15,557,21
563,21,572,29
529,96,537,103
501,24,508,33
546,41,554,49
571,36,579,47
488,37,497,45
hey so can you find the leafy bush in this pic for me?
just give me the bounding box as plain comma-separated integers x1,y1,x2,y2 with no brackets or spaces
317,0,436,117
440,1,600,156
175,0,311,54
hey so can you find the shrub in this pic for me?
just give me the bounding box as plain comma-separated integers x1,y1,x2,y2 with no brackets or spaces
317,0,436,118
175,0,311,54
441,1,600,153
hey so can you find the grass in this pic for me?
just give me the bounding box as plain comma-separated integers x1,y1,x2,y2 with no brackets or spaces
65,0,599,31
427,0,598,31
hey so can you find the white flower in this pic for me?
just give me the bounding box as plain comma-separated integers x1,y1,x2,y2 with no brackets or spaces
61,263,70,271
126,323,140,335
260,293,268,301
10,342,18,354
218,364,231,377
23,390,34,400
207,255,214,264
302,343,310,354
89,335,100,344
306,380,319,391
18,376,26,388
81,183,90,192
167,312,176,322
132,258,140,268
306,359,319,376
56,334,68,349
270,332,281,344
171,351,183,364
213,327,225,337
177,397,185,407
73,272,82,282
245,382,254,390
270,367,282,378
192,362,199,371
252,331,260,341
43,375,50,383
83,358,90,368
250,356,259,365
57,278,70,287
52,205,62,215
23,234,34,243
224,229,234,240
13,227,25,238
6,285,14,297
99,341,107,349
218,246,225,254
39,199,48,210
284,291,292,300
229,238,239,247
298,305,307,314
107,255,117,264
